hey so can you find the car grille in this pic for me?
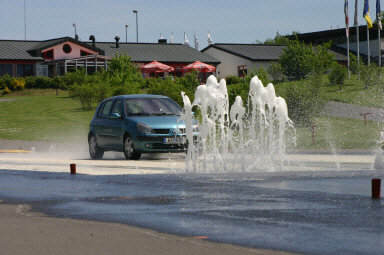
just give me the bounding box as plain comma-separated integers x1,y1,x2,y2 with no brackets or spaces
153,128,186,135
151,143,187,150
153,129,170,134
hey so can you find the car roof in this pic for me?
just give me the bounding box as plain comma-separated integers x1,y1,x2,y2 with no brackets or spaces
102,94,170,102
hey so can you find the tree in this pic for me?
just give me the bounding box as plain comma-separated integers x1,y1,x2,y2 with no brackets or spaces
279,40,314,80
279,40,335,80
360,63,379,89
263,32,290,45
329,63,348,90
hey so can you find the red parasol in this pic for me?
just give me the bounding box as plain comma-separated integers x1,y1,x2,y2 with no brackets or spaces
140,60,174,73
180,61,216,73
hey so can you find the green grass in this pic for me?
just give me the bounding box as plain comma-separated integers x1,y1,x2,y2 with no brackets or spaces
0,90,94,142
275,74,384,108
286,116,383,151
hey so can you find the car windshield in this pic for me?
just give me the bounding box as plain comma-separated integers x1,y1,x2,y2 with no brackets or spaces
125,98,182,116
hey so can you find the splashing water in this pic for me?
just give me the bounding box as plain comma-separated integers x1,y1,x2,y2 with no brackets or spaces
180,75,294,173
374,131,384,169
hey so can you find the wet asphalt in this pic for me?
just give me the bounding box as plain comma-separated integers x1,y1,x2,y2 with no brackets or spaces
0,168,383,255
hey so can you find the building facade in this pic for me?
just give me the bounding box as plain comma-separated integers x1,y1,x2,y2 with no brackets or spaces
202,43,347,79
0,36,220,77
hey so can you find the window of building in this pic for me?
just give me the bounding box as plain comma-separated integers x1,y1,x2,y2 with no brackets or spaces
0,64,13,76
238,65,247,77
17,64,33,77
44,49,54,60
63,44,72,54
80,50,93,56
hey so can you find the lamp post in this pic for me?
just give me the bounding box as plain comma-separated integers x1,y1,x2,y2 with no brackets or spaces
125,24,129,43
73,23,77,38
133,10,138,43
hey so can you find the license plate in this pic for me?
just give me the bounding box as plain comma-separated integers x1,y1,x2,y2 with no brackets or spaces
163,136,186,144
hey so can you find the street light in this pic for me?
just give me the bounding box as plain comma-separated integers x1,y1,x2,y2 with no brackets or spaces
125,24,129,43
73,23,77,38
133,10,138,43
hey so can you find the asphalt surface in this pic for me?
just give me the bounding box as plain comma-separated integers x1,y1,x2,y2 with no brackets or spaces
0,152,383,255
322,101,384,122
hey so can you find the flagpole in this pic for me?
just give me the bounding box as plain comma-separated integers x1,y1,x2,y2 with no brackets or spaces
379,26,381,67
368,25,371,65
357,25,360,78
347,34,350,78
355,0,359,78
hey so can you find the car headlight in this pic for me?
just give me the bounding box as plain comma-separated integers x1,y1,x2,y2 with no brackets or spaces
137,123,154,135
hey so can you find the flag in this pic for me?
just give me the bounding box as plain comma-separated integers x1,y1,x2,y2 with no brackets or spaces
345,0,349,36
194,32,199,50
207,31,213,45
364,0,373,28
377,0,382,29
354,0,359,26
160,33,163,39
170,33,174,44
184,32,189,46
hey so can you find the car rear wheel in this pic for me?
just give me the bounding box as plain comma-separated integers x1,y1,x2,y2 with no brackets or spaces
124,136,141,160
89,135,104,159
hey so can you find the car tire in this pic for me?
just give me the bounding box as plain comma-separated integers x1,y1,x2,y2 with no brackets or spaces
124,135,141,160
89,134,104,159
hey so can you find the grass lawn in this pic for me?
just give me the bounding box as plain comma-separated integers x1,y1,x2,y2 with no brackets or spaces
286,116,383,151
0,90,94,142
275,74,384,108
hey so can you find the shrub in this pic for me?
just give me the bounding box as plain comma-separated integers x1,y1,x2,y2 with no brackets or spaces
69,83,95,110
349,53,362,74
244,67,270,86
2,86,11,95
279,40,334,80
268,63,284,82
360,63,378,89
147,77,185,106
225,75,242,85
9,79,25,91
285,76,324,127
329,63,348,90
93,83,112,104
0,74,12,90
25,76,52,89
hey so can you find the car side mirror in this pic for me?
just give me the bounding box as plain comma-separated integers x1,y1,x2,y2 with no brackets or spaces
110,112,122,119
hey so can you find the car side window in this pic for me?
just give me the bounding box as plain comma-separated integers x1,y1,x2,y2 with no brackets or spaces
100,100,113,118
110,100,123,118
97,102,105,118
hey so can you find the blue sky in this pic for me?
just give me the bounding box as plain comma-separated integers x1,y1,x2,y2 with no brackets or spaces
0,0,381,47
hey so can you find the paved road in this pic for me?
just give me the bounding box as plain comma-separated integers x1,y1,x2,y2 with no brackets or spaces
323,101,384,122
0,154,383,255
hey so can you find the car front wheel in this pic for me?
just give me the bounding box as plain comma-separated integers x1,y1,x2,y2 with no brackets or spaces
89,135,104,159
124,136,141,160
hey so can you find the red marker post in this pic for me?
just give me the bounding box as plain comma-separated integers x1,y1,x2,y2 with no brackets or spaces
70,164,76,175
310,124,317,145
360,113,372,126
372,179,381,199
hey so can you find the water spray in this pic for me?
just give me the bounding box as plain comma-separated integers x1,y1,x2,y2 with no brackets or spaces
181,75,294,173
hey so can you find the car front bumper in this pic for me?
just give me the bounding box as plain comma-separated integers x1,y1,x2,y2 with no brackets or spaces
134,135,188,153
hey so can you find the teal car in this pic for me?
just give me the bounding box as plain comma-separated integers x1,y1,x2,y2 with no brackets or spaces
88,94,195,160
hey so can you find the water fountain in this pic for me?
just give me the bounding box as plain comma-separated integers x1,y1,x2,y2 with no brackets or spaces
180,75,294,173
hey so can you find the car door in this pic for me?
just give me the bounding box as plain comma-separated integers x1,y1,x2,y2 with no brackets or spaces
95,100,114,147
106,99,124,148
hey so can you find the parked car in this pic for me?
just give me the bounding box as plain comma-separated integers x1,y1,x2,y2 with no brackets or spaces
88,94,197,160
